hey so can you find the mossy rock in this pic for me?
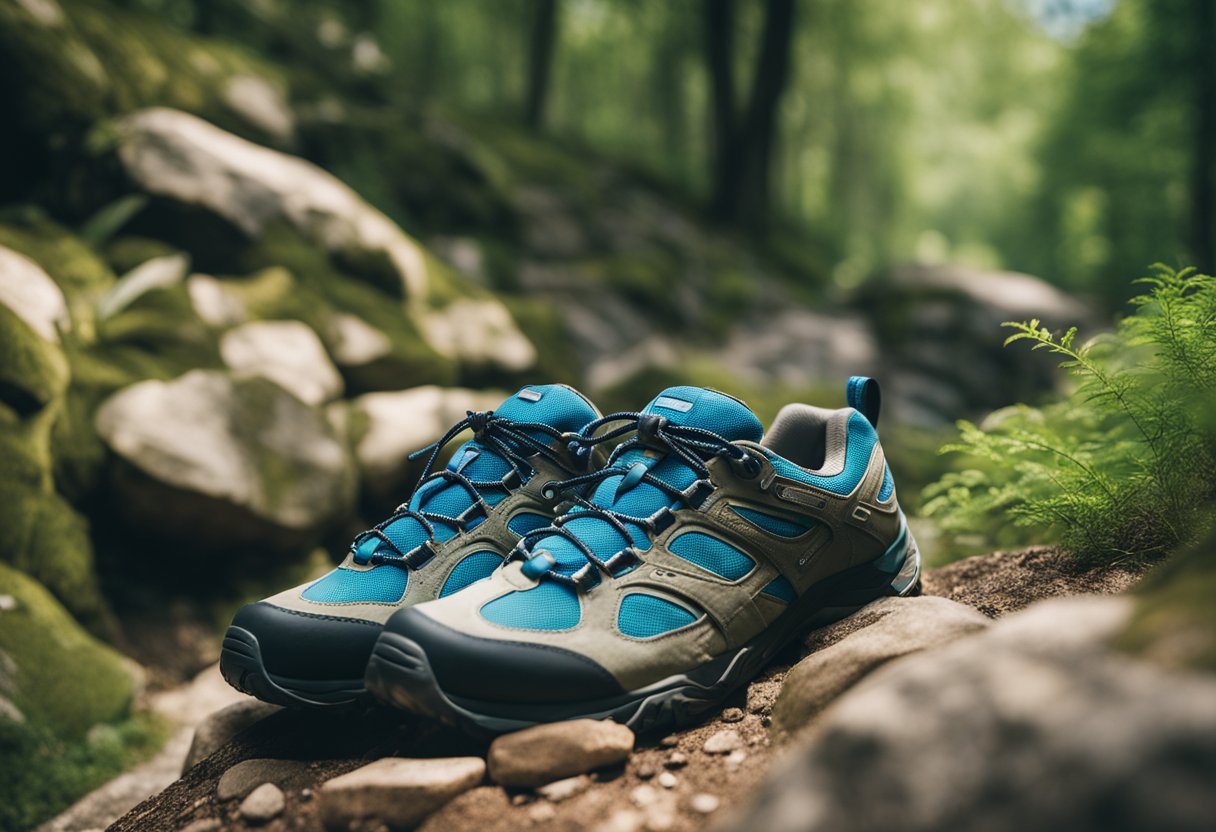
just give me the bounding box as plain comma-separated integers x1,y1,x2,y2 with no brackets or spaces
0,303,69,415
0,562,133,738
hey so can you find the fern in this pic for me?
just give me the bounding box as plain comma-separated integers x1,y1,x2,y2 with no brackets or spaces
923,265,1216,562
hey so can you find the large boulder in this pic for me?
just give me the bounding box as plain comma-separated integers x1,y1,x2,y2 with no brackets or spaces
95,370,356,554
0,244,70,343
0,246,69,410
725,597,1216,832
866,264,1093,425
220,320,343,406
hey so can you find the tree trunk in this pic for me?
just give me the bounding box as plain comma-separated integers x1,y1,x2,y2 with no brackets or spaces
525,0,560,130
1189,0,1216,272
704,0,797,226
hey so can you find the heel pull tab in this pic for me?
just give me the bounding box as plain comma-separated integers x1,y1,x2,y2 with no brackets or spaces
847,376,881,428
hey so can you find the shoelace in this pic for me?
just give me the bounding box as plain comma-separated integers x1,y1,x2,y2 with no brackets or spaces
509,411,762,588
351,411,572,571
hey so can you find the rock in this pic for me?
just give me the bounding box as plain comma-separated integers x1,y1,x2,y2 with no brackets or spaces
216,758,311,802
0,563,133,738
725,750,748,768
352,386,502,503
537,774,591,802
663,752,687,769
529,803,557,823
631,785,660,807
689,793,720,814
328,311,392,367
487,719,635,788
658,735,679,748
97,254,189,320
183,699,281,772
187,274,246,327
656,772,677,789
725,597,1216,832
238,783,284,824
702,730,742,754
773,596,990,732
318,757,485,831
634,762,655,780
721,707,745,723
96,370,355,554
416,297,536,372
0,244,69,342
222,75,295,146
220,320,344,405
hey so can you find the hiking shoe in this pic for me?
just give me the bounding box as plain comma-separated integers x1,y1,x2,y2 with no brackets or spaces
220,384,601,709
364,378,921,736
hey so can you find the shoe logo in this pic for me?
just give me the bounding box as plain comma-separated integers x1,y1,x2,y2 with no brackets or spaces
518,388,543,402
775,485,827,510
653,396,693,413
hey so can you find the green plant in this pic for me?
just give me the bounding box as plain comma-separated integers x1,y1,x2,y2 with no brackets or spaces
923,265,1216,562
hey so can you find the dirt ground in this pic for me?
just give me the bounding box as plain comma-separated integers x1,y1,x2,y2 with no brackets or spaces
110,546,1144,832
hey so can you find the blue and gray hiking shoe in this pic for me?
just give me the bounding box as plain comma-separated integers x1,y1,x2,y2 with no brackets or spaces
220,384,601,709
363,379,921,735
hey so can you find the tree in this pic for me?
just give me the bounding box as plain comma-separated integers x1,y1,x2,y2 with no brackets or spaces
704,0,797,227
1189,0,1215,272
525,0,561,130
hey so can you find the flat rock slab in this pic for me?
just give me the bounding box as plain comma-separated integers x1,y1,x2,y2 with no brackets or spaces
319,756,485,831
217,758,311,802
774,595,990,732
184,699,282,773
488,719,635,788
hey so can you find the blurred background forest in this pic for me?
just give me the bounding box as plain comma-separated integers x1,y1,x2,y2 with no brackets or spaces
1,0,1214,828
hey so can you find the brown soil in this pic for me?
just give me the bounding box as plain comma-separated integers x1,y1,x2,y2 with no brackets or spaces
109,547,1145,832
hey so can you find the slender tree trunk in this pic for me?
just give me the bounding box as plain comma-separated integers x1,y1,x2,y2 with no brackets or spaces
525,0,560,130
1190,0,1216,272
704,0,797,226
705,0,738,219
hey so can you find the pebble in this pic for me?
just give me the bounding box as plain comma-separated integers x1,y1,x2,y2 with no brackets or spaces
689,793,720,814
318,756,486,831
725,749,748,768
703,729,742,754
657,772,678,789
488,719,635,787
216,758,310,801
721,707,745,723
631,784,660,807
238,783,285,824
510,792,531,806
634,762,656,780
537,774,591,802
529,803,557,822
300,788,312,801
663,752,688,769
659,735,679,748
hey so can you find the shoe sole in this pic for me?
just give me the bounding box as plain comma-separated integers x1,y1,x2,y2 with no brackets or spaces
364,529,923,738
220,626,369,710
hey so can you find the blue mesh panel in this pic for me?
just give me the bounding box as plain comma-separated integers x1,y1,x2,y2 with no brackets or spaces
764,413,878,497
878,464,894,502
730,506,814,537
301,566,408,603
644,386,763,443
440,551,503,597
760,575,797,603
507,512,553,537
668,531,755,580
480,581,581,630
618,593,697,638
494,384,599,433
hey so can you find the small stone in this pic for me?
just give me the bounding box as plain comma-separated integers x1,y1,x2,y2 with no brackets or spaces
537,774,591,802
300,788,312,801
659,735,679,748
488,719,634,788
239,783,285,824
594,809,643,832
178,820,221,832
217,758,310,801
721,707,745,723
689,793,720,814
318,756,485,831
644,805,677,831
510,793,531,806
761,715,772,727
657,772,678,789
634,762,656,780
703,730,742,754
529,803,557,822
663,752,687,769
631,785,660,807
725,750,748,768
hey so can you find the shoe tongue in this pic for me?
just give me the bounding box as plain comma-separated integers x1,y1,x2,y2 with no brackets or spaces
532,387,762,577
642,386,763,442
369,385,597,560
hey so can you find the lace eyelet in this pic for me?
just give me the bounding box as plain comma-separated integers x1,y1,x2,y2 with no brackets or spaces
541,481,559,501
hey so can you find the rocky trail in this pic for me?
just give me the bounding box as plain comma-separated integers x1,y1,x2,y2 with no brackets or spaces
49,546,1155,832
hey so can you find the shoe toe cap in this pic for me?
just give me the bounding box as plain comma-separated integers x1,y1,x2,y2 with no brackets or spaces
230,601,382,682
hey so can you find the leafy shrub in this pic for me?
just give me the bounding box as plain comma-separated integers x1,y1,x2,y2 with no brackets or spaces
923,266,1216,562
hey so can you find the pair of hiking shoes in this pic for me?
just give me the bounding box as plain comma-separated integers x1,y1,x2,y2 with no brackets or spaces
220,379,921,737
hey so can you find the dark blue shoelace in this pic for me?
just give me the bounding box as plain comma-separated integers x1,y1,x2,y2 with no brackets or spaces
508,411,762,587
351,411,573,571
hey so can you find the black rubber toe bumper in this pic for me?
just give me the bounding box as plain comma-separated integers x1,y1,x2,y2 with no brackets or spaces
219,602,381,709
377,607,623,704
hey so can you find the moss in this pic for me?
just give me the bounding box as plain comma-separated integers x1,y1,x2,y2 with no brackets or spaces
103,235,181,277
499,295,581,386
0,304,69,415
1118,525,1216,672
0,563,133,737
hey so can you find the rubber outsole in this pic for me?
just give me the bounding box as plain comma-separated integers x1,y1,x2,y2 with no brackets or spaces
219,626,370,711
364,530,923,738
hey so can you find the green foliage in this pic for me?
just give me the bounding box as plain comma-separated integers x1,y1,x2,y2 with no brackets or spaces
923,265,1216,562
